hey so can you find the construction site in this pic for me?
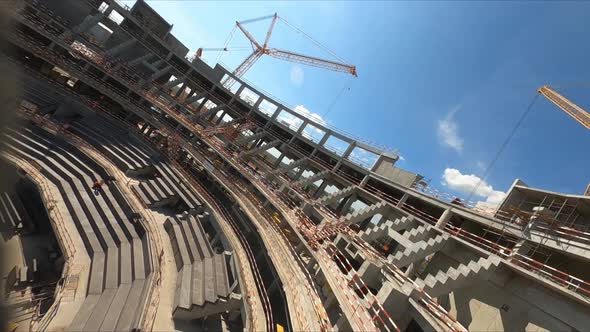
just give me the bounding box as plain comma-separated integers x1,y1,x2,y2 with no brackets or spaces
1,0,589,331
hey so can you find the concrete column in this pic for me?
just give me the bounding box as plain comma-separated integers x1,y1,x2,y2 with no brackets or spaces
215,111,226,125
186,91,208,105
311,130,332,157
293,167,306,181
265,108,281,128
195,97,210,113
273,150,287,168
339,194,358,215
313,180,329,199
297,120,309,134
342,142,356,159
249,97,263,115
145,127,154,137
164,76,185,89
436,208,453,229
231,85,246,101
174,81,188,98
397,193,409,207
318,131,331,147
359,175,370,187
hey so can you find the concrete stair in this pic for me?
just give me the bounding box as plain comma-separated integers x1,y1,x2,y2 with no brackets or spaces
272,157,308,175
316,185,356,205
144,162,203,213
293,170,330,188
342,201,389,225
239,139,282,157
2,125,152,332
234,131,266,146
164,214,241,320
403,224,434,243
71,116,154,174
416,255,501,298
389,234,449,268
360,217,413,243
0,191,31,233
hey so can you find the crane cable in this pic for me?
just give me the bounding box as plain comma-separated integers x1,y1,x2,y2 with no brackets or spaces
466,93,540,203
216,25,237,64
322,84,350,118
277,16,349,65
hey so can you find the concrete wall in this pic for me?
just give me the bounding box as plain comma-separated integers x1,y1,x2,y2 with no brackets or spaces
374,163,419,187
129,0,172,38
164,33,189,57
446,271,585,331
87,24,112,46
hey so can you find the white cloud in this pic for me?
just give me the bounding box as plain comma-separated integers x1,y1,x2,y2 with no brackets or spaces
294,105,326,126
398,155,406,162
437,106,464,153
442,168,506,205
290,66,304,86
289,105,329,142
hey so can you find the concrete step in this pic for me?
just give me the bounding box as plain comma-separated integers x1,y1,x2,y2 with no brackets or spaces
416,255,501,298
360,216,412,242
153,162,202,212
214,253,230,298
191,260,205,306
234,130,266,146
25,127,138,287
192,216,214,259
389,233,449,268
5,125,152,331
240,139,282,157
403,224,433,243
342,201,389,225
97,283,132,332
75,117,154,171
203,257,216,303
66,294,101,332
164,218,192,268
113,278,147,331
0,192,20,228
3,131,109,294
316,185,356,205
293,170,330,188
272,157,307,174
71,122,140,172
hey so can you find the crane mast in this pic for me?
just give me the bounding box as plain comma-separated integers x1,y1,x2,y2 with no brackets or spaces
538,85,590,129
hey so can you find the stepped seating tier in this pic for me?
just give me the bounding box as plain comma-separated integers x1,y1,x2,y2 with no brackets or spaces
0,191,32,233
2,124,152,332
164,214,240,320
70,116,154,174
70,115,202,213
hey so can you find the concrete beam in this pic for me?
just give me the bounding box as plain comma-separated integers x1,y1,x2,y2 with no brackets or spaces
105,38,137,58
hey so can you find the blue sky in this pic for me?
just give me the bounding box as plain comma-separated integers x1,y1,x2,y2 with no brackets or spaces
133,1,590,204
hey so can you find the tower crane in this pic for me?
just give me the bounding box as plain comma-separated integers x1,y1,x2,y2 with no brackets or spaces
197,13,357,88
538,85,590,130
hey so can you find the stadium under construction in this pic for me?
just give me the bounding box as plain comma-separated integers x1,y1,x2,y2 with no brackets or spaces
1,0,589,331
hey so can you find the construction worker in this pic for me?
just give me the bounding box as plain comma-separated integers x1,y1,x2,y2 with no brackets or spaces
92,180,104,196
382,244,391,254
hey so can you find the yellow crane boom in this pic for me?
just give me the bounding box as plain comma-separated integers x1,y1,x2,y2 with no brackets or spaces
538,85,590,129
